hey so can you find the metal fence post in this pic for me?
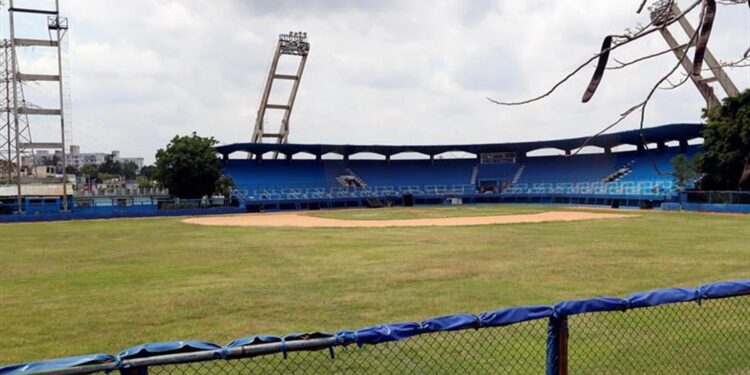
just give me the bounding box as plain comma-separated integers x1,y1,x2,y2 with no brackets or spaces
546,315,569,375
559,316,569,375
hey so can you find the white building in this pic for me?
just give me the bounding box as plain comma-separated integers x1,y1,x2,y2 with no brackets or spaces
66,146,144,171
65,149,109,168
23,146,145,172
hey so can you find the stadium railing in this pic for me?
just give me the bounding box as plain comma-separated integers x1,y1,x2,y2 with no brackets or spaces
233,180,680,203
234,184,478,202
2,280,747,375
74,187,170,197
507,180,676,197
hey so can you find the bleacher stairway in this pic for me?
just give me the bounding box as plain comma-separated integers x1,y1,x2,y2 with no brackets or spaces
604,160,635,183
230,189,249,205
364,197,384,208
512,165,526,184
470,165,479,185
336,169,367,188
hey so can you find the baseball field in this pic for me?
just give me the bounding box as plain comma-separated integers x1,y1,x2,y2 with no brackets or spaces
1,205,748,365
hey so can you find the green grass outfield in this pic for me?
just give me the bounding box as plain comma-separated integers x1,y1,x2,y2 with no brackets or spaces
0,205,748,368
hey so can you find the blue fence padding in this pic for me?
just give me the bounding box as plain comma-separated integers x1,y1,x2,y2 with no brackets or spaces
337,322,422,346
554,296,628,316
225,335,280,349
625,287,698,309
699,279,750,299
283,332,333,342
118,341,221,360
0,354,115,375
479,305,553,327
420,314,480,333
2,279,748,374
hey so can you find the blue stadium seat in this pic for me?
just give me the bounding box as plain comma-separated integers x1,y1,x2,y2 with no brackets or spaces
224,145,700,201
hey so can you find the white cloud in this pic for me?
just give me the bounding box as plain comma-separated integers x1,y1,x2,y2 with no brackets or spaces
4,0,747,163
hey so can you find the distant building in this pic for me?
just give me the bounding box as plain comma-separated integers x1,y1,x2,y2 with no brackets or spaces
117,157,145,170
65,147,109,168
23,146,144,172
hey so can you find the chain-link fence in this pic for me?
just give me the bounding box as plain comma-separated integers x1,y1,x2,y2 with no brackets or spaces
686,191,750,204
567,296,750,375
150,320,548,375
4,280,748,375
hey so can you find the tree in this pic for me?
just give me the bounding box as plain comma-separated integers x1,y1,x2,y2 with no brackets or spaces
98,155,123,176
140,165,156,179
80,164,99,181
98,172,120,182
214,175,236,199
698,89,750,190
154,132,222,198
740,160,750,190
671,154,701,191
0,160,15,175
136,175,154,189
121,161,139,180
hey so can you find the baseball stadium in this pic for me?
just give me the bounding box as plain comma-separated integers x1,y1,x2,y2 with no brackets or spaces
1,1,749,375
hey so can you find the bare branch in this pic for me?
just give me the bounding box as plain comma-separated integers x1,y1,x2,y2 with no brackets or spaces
659,73,692,90
606,43,688,70
570,102,646,156
571,1,705,161
613,0,676,41
720,55,750,67
487,0,701,106
637,1,705,175
704,55,750,69
637,0,650,13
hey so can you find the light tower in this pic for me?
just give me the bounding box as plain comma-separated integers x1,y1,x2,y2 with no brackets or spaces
649,0,739,109
0,39,36,184
0,0,70,211
250,31,310,159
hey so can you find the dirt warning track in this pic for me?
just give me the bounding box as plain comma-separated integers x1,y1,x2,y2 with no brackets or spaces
183,211,636,228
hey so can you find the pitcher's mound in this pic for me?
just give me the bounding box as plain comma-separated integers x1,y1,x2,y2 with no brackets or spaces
183,211,636,228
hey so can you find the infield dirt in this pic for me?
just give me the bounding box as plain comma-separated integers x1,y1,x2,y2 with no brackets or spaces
183,210,637,228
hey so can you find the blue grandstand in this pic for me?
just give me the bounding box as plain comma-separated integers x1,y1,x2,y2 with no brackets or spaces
216,124,704,210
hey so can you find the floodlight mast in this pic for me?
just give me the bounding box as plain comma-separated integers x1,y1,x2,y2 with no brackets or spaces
250,32,310,160
649,0,739,109
2,0,70,211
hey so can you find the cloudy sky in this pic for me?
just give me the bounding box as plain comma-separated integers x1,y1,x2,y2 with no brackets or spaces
4,0,749,162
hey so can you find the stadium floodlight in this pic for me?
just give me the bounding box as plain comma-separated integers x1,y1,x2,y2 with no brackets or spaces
648,0,676,26
1,0,71,211
248,32,311,159
279,31,310,56
647,1,738,109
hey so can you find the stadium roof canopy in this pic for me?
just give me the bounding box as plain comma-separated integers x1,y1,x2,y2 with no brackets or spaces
216,123,703,158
